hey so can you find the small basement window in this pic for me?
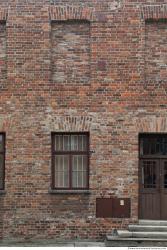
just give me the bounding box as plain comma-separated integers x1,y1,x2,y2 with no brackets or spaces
51,132,89,190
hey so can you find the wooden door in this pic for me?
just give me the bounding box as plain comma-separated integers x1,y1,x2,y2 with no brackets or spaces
139,134,167,220
160,159,167,219
139,159,160,219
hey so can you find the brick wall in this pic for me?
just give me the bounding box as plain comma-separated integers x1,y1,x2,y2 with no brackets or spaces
51,21,90,85
145,20,167,84
0,0,166,241
0,24,6,91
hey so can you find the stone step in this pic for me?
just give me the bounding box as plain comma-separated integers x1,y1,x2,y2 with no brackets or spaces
117,230,167,238
105,236,167,247
129,224,167,232
139,220,167,226
116,230,132,238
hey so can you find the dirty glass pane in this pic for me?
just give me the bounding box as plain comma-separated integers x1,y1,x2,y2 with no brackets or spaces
63,135,70,151
142,135,167,156
71,135,87,151
72,155,87,188
55,155,69,188
55,135,70,151
55,135,63,151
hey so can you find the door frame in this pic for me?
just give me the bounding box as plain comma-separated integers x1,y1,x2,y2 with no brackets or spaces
138,133,167,220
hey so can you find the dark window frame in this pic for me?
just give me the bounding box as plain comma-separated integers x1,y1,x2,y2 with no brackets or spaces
51,132,90,190
139,133,167,159
0,133,5,190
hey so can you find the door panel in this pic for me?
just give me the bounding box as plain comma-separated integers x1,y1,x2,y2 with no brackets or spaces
139,159,167,220
140,193,160,220
139,134,167,220
139,159,160,219
160,160,167,220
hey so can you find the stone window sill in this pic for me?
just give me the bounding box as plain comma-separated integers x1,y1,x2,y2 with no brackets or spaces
48,189,90,194
0,190,6,195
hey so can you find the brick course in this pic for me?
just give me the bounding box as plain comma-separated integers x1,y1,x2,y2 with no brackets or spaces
0,0,166,241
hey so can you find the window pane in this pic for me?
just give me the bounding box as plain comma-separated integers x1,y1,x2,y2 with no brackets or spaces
63,135,70,151
0,154,4,189
142,138,149,155
55,135,70,151
55,135,63,151
83,171,87,187
141,135,167,156
55,155,69,188
0,135,4,152
72,155,87,188
72,155,87,171
71,135,78,151
71,135,87,151
79,135,87,151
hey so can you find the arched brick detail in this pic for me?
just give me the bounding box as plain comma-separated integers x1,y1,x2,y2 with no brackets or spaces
141,5,167,20
49,116,95,132
0,9,7,21
49,5,95,22
135,116,167,133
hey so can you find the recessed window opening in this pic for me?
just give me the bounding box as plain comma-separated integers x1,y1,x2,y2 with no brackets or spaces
51,132,89,190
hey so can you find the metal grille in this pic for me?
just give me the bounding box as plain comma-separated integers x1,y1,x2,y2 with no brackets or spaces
142,161,156,188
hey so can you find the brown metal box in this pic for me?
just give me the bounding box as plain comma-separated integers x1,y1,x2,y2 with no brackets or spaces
96,198,131,218
112,198,131,218
96,198,113,218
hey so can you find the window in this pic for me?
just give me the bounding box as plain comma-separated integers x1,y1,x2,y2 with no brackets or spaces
0,133,5,190
51,133,89,190
140,134,167,156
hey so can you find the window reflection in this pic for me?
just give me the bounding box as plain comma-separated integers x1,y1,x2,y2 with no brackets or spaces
142,135,167,156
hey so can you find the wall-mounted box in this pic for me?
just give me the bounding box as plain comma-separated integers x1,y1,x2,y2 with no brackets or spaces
96,198,131,218
112,198,131,218
96,198,113,218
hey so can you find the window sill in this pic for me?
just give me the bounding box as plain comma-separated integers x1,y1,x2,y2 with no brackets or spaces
0,190,6,195
48,189,91,194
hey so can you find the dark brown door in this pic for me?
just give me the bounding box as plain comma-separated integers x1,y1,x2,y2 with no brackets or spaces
139,134,167,220
160,159,167,219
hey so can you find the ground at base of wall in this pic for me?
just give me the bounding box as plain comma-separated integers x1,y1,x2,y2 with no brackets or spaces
0,239,105,247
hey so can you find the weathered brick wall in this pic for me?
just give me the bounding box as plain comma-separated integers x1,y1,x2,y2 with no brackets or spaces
0,24,6,91
145,20,167,84
0,0,166,241
51,21,90,85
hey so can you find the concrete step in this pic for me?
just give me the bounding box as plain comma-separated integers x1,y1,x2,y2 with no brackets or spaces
117,229,167,238
116,230,132,238
133,231,167,238
139,220,167,226
129,224,167,232
105,235,167,247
